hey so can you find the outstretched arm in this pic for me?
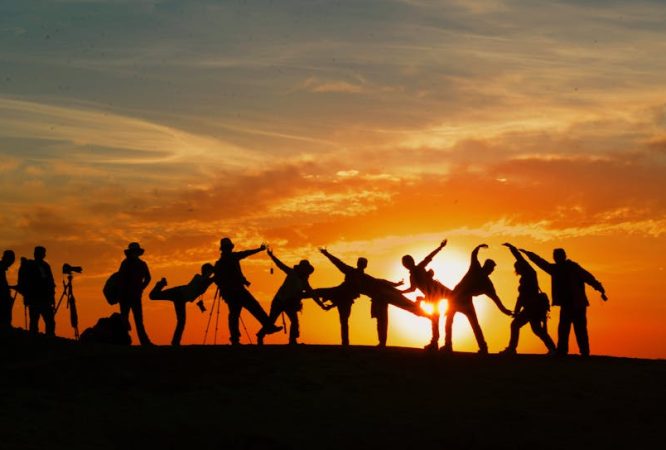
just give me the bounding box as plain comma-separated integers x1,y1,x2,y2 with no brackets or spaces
470,244,488,268
235,244,267,260
519,249,554,275
577,264,608,301
419,239,447,267
267,249,291,274
319,248,354,275
503,242,527,264
304,281,333,310
485,284,513,316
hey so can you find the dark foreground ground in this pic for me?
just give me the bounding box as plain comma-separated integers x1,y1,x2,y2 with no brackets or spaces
1,331,664,450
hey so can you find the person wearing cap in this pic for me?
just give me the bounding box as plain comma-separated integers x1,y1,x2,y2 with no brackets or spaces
519,246,607,357
0,249,17,330
17,246,56,336
149,263,216,346
306,256,366,346
258,248,331,345
213,237,281,345
117,242,152,346
442,244,513,355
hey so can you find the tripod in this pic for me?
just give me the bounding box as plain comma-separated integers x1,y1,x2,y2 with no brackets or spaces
55,273,79,339
202,288,253,345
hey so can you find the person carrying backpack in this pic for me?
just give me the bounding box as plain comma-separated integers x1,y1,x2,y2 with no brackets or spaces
500,243,556,355
17,247,56,337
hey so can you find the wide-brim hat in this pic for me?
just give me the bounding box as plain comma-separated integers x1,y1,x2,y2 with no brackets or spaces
296,259,314,275
124,242,145,256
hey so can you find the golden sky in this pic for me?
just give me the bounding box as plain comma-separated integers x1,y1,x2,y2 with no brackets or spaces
1,0,665,357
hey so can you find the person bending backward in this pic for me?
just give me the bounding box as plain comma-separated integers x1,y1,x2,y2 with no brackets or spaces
18,246,57,337
500,243,556,355
257,249,332,345
442,244,513,354
319,248,430,348
213,238,281,345
307,257,366,346
401,239,453,351
149,263,216,346
520,247,607,357
117,242,153,346
0,250,17,330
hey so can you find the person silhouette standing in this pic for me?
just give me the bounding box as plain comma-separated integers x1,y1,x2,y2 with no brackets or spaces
117,242,152,346
401,239,452,350
0,250,16,330
307,257,366,346
257,249,331,345
520,247,607,357
499,243,556,355
149,263,215,346
213,238,281,345
442,244,512,354
319,248,428,347
18,246,56,337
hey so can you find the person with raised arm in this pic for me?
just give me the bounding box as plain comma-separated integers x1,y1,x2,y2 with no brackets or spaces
257,248,331,345
519,246,607,357
499,243,556,355
213,237,281,346
401,239,453,351
442,244,512,354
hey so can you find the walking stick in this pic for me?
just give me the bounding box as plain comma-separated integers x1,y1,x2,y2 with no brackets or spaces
203,288,219,344
239,313,253,344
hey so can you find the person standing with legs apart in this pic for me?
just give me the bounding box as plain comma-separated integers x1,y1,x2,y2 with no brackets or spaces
213,238,281,346
257,248,331,345
117,242,153,346
17,246,56,337
0,250,17,330
499,243,556,355
520,247,607,357
442,244,512,354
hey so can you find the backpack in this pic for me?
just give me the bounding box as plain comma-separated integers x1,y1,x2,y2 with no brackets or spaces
103,272,120,305
536,290,551,314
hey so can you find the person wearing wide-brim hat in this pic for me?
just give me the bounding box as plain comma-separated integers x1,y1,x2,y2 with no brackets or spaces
117,242,153,346
213,237,282,345
258,248,332,345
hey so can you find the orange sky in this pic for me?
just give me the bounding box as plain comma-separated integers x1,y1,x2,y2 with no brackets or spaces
1,0,665,358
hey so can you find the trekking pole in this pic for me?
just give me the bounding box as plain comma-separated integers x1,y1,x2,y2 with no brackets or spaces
203,288,219,344
213,290,222,345
281,312,287,334
239,313,253,344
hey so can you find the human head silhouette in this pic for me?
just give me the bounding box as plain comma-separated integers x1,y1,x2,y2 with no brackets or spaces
220,237,234,253
553,248,566,264
514,260,530,276
1,250,15,268
401,255,416,270
357,257,368,271
34,246,46,261
482,259,496,275
201,263,214,276
124,242,145,258
295,259,315,277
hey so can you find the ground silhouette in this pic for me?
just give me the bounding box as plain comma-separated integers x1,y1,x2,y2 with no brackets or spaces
0,330,663,450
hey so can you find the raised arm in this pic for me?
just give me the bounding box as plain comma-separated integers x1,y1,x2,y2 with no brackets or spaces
319,248,354,275
267,249,291,274
235,244,266,260
418,239,447,267
484,283,512,316
503,242,527,264
470,244,488,269
519,249,554,275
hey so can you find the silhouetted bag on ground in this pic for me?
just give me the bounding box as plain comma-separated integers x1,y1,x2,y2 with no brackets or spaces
103,272,120,305
80,313,131,345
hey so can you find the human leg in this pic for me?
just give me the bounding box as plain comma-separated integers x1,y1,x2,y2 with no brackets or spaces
557,307,573,355
28,304,40,334
287,309,299,344
172,301,186,346
43,303,55,337
442,308,457,351
130,296,152,346
463,304,488,353
226,301,242,345
504,311,530,353
337,302,352,346
529,316,556,353
376,303,388,347
572,307,589,356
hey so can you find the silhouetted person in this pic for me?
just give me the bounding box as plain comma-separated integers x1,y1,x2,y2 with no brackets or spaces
258,249,331,345
319,248,429,347
117,242,152,346
149,263,215,346
520,247,607,357
499,243,555,355
442,244,512,354
0,250,16,330
307,257,366,346
80,313,131,345
401,239,452,350
213,238,281,345
17,246,56,337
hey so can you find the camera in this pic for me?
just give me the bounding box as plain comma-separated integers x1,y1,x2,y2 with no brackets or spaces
62,263,83,275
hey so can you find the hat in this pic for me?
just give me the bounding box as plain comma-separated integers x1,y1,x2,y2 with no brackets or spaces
124,242,145,256
296,259,314,275
219,237,234,251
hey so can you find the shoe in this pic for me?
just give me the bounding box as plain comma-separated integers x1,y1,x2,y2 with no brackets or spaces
499,347,516,355
440,345,453,353
256,334,264,346
424,341,438,352
264,324,283,335
477,347,489,355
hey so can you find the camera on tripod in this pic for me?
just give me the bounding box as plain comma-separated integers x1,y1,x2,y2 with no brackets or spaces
62,263,83,275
